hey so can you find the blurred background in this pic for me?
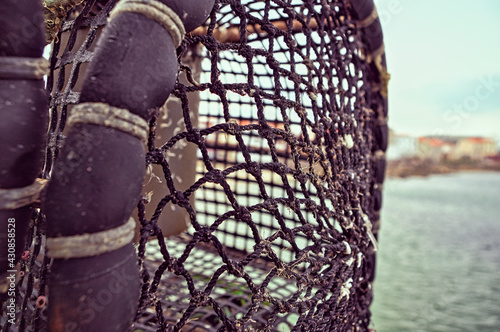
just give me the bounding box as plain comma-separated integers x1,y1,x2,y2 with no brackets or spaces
369,0,500,331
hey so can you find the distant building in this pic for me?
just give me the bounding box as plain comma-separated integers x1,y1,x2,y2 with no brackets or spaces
450,137,497,160
417,136,498,161
417,137,454,161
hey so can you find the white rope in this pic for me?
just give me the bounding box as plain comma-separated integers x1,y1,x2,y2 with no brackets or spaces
356,6,378,29
68,102,149,142
46,217,136,258
0,57,49,80
110,0,186,47
0,179,47,210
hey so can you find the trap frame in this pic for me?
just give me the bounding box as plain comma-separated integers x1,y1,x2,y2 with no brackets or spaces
0,0,388,330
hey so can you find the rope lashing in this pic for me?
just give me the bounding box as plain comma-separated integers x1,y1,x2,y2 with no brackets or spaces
351,1,390,99
46,217,136,258
356,6,378,29
0,57,49,80
110,0,186,47
361,44,390,98
373,52,391,98
0,179,48,210
68,102,149,142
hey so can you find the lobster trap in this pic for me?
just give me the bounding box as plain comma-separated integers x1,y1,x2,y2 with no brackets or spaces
0,0,388,330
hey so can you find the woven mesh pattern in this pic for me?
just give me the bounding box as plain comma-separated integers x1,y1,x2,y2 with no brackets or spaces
2,0,386,331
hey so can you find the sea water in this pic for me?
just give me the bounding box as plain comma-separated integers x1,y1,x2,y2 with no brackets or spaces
370,171,500,332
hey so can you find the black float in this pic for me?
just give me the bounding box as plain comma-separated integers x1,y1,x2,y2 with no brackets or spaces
42,0,214,330
0,0,48,298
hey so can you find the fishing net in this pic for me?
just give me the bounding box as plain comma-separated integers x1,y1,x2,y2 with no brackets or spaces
1,0,388,330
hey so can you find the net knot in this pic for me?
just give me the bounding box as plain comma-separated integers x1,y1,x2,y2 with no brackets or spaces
261,22,277,36
257,123,272,138
230,1,246,17
246,162,262,178
298,223,314,237
262,199,278,212
140,219,155,235
145,148,163,164
275,299,292,313
251,288,270,304
227,261,244,277
314,122,326,137
186,128,202,144
169,257,181,271
225,120,240,135
237,207,252,224
193,227,212,243
191,290,210,306
265,56,280,70
209,79,225,95
297,299,311,314
237,44,253,59
254,239,272,255
173,190,189,207
202,36,219,51
205,169,224,183
304,199,317,211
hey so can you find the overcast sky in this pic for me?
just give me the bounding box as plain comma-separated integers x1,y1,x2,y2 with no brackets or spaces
375,0,500,139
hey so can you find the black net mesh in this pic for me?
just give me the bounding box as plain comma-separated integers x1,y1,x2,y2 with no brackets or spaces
2,0,387,330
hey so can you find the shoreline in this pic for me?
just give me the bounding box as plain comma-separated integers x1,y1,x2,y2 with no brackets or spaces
386,159,500,178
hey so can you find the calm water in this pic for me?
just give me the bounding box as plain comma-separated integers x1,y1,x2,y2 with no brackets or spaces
371,172,500,332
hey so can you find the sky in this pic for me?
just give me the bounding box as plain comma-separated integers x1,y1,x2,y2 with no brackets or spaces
374,0,500,140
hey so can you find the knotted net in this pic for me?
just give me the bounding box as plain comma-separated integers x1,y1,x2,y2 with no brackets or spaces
2,0,388,330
